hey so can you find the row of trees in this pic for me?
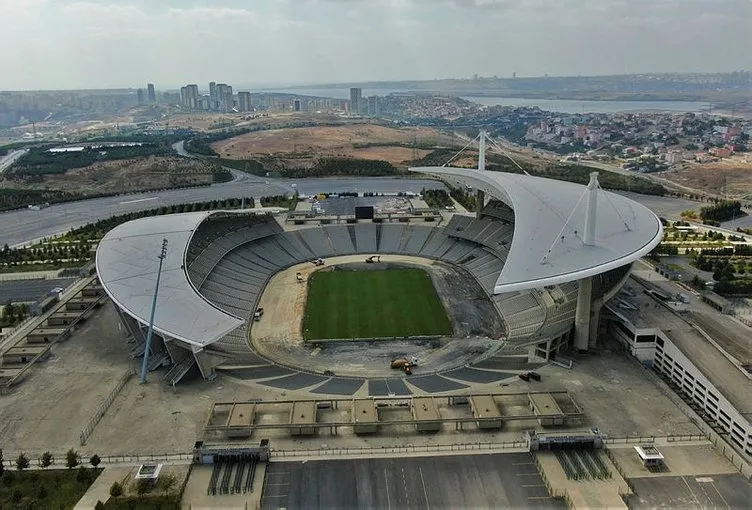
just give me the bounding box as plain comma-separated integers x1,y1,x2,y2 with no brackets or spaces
260,194,298,210
541,163,667,196
8,143,172,178
0,188,78,212
63,197,256,242
0,241,93,266
0,448,98,473
421,188,453,208
0,302,29,328
699,245,752,256
449,186,477,211
699,200,745,223
283,158,398,178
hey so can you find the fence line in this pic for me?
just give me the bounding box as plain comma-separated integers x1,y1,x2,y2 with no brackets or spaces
269,440,529,458
1,451,193,469
80,369,135,445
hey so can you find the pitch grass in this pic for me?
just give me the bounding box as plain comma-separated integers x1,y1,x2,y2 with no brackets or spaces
303,268,452,341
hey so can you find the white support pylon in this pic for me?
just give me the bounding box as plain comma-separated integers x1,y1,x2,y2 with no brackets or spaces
478,129,487,171
583,172,599,246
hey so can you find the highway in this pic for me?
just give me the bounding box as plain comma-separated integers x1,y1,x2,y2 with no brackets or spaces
0,176,444,247
0,149,28,175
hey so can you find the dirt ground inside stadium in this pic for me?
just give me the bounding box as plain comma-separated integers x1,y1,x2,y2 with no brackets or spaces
248,254,504,378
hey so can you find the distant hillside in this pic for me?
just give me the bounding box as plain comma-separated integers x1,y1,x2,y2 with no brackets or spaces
293,72,752,105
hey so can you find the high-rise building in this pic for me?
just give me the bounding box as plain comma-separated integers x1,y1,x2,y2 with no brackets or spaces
367,96,381,116
180,84,199,109
292,99,301,112
238,92,252,112
349,87,362,116
137,89,145,105
209,82,217,110
215,83,233,111
147,83,156,103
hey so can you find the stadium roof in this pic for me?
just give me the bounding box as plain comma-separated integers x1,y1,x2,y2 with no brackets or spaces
410,167,663,293
97,211,259,349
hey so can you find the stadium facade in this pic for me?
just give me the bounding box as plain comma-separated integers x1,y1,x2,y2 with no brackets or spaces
96,165,662,384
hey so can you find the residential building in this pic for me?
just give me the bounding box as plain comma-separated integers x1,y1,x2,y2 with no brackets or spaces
293,99,301,112
147,83,156,103
350,87,362,115
209,82,217,110
180,84,199,109
216,83,233,111
238,92,252,112
137,89,145,105
367,96,381,116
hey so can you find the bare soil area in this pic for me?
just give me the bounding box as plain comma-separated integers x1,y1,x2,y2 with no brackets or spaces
660,156,752,195
2,156,217,195
211,124,456,165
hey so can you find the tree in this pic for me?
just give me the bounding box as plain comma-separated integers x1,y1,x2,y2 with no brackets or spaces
66,448,80,469
39,451,53,469
16,453,29,471
109,481,123,498
134,478,151,496
89,454,101,468
158,473,178,494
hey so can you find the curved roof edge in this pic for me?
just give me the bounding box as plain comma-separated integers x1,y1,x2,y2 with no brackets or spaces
96,211,259,349
410,166,663,293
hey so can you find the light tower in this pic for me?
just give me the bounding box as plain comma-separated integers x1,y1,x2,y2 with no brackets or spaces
140,238,168,384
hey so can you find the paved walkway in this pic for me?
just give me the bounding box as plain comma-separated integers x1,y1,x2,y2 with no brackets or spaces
74,466,133,509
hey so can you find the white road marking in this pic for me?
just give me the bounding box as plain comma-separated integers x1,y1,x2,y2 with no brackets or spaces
682,476,702,507
385,468,392,510
419,466,431,510
119,197,159,205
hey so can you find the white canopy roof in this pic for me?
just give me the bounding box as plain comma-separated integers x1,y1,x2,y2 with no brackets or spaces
410,167,663,293
96,211,244,348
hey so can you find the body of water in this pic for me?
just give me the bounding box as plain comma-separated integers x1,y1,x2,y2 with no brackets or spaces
265,87,709,114
462,97,709,114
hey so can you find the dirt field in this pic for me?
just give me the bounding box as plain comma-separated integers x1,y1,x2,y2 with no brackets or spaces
1,156,217,195
661,155,752,195
211,124,457,165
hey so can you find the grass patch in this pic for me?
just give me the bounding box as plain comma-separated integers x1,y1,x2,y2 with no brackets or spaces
303,267,451,340
0,468,101,509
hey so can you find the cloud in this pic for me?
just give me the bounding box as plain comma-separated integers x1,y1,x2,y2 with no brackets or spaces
0,0,749,90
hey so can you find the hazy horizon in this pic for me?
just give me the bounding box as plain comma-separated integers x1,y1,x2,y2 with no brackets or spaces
2,0,751,91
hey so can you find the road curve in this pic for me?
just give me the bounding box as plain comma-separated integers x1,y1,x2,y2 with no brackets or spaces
0,176,444,247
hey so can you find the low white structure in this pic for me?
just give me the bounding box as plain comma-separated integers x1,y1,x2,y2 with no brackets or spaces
634,445,664,468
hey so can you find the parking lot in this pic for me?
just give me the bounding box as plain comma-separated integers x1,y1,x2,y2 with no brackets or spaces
261,453,565,509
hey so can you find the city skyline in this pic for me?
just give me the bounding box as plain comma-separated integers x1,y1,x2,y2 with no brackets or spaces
1,0,751,90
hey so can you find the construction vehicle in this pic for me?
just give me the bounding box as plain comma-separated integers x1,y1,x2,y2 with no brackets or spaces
253,307,264,321
312,258,325,266
390,356,419,374
365,255,381,263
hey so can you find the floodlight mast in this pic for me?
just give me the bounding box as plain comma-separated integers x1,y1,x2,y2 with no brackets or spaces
140,238,168,384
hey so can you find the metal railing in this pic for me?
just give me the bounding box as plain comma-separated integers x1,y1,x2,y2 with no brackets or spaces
80,369,135,445
268,440,529,458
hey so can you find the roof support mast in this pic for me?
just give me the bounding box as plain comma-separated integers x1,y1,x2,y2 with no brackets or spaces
583,172,599,246
478,129,487,171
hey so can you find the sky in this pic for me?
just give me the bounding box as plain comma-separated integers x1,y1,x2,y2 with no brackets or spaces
1,0,751,90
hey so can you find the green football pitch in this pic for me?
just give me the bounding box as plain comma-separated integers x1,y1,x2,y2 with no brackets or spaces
303,267,452,341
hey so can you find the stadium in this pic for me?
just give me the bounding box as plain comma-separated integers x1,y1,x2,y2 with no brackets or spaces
96,153,663,389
